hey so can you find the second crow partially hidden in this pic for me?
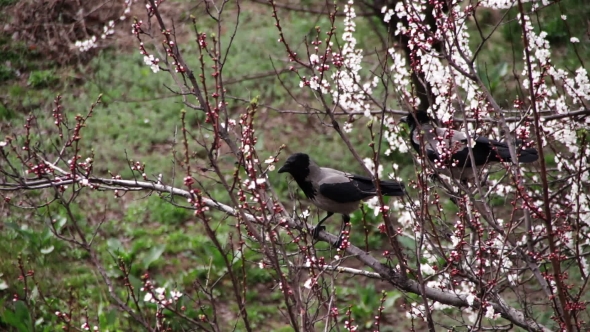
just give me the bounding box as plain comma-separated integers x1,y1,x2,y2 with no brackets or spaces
401,111,538,181
278,153,405,246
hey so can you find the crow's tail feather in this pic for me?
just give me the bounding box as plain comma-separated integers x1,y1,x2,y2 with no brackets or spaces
517,148,539,163
379,180,406,196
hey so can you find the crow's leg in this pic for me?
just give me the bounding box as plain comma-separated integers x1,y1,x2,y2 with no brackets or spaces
332,214,350,248
312,212,334,239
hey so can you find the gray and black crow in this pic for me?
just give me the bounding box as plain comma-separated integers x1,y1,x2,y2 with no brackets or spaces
278,153,405,245
401,111,538,181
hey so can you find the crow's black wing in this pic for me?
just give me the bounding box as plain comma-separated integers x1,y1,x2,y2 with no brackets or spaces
476,137,538,163
475,136,507,148
318,174,377,203
450,136,513,166
351,174,405,196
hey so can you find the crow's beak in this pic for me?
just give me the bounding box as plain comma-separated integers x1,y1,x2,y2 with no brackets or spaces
278,165,288,173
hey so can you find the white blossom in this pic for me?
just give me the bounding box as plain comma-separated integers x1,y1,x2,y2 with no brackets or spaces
101,21,115,39
309,54,319,64
299,209,310,219
74,36,97,52
143,55,160,73
170,290,183,301
143,293,153,302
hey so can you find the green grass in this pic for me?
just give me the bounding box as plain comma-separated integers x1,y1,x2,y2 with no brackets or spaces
27,70,59,88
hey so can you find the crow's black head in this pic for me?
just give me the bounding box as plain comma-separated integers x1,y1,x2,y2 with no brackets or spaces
401,111,432,128
278,153,311,180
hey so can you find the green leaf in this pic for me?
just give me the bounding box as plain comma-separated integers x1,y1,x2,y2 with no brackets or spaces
107,238,123,253
1,301,32,332
4,222,21,231
40,246,54,255
231,250,243,265
29,286,39,301
4,222,34,242
0,310,27,331
55,217,67,230
397,235,416,249
383,291,403,308
142,245,166,270
99,308,119,328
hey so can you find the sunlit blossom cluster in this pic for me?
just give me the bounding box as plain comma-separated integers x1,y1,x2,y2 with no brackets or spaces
80,322,99,331
514,13,590,275
74,36,97,52
381,6,395,24
235,111,272,215
343,319,358,331
383,0,489,164
101,21,116,39
330,0,379,121
141,279,183,305
74,16,117,52
479,0,550,10
143,54,160,73
120,0,134,20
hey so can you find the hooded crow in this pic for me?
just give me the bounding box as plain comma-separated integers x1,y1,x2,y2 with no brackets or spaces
278,153,405,245
401,111,538,181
